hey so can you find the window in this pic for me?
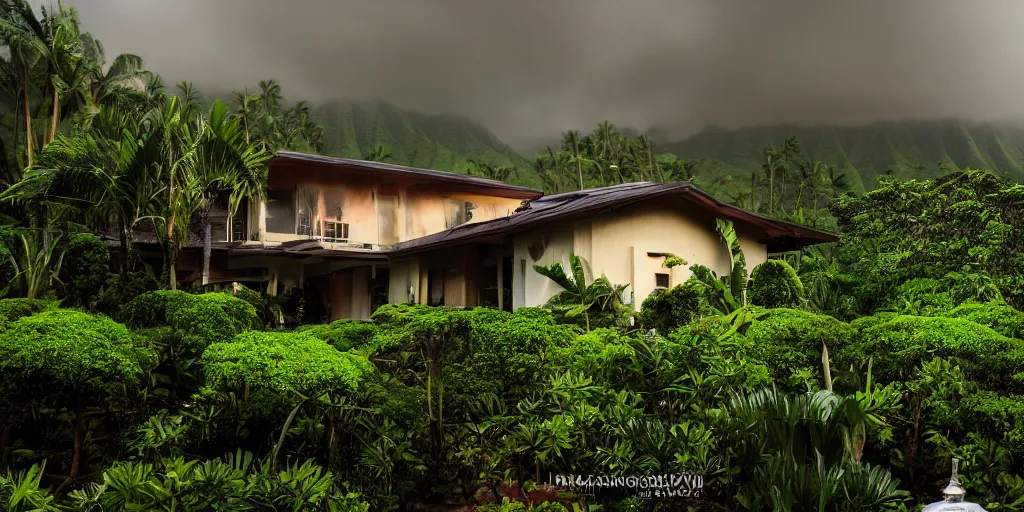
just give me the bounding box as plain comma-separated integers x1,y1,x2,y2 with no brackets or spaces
444,199,474,229
231,200,247,241
296,185,318,237
655,273,670,289
265,189,295,234
209,207,229,242
323,221,350,242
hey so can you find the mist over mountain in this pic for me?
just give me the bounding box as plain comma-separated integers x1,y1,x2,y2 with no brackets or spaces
656,119,1024,193
302,97,1024,193
71,1,1024,152
311,100,529,176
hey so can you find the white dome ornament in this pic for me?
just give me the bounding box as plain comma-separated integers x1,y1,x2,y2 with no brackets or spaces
922,458,987,511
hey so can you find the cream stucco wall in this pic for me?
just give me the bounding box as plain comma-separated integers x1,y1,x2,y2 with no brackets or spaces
512,227,576,309
517,205,769,310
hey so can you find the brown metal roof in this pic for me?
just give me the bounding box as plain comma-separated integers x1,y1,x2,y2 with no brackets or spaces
271,151,543,200
390,181,838,254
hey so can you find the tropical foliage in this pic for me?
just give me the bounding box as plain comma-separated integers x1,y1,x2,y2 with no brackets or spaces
0,2,1023,510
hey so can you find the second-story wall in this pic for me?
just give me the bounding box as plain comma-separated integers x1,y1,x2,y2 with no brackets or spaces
260,173,523,247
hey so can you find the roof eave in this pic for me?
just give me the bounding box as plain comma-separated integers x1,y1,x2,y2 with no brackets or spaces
271,151,543,199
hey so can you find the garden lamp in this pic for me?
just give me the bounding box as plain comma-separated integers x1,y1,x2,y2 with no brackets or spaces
922,458,987,512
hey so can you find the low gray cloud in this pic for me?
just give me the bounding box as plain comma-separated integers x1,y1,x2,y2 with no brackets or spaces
68,0,1024,150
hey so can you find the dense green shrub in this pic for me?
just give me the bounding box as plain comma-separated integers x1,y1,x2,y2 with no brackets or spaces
745,308,856,383
122,291,258,354
0,310,157,478
0,297,50,322
201,331,373,400
300,319,379,351
95,268,163,318
883,278,955,315
945,301,1024,339
120,289,192,328
167,292,259,352
637,281,710,333
0,310,155,390
844,315,1024,390
748,259,804,308
549,327,634,378
57,233,110,307
454,307,579,400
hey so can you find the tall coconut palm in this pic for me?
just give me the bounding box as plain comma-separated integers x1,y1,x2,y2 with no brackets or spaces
630,134,658,181
192,99,271,285
592,120,621,162
561,130,591,190
229,79,324,153
0,0,48,168
6,104,166,277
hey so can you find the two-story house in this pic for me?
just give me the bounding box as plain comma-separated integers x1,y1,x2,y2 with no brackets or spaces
180,151,541,320
177,151,837,321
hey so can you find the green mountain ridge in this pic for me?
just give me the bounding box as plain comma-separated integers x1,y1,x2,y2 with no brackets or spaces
311,99,539,188
307,97,1024,195
657,119,1024,193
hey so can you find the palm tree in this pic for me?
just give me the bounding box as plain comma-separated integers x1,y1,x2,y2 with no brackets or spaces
362,143,392,163
229,79,323,153
467,159,516,181
0,0,48,168
561,130,591,190
4,105,166,278
533,153,568,194
592,120,621,162
629,135,657,181
192,99,271,286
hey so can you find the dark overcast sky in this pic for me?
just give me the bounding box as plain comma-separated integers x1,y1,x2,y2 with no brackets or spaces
66,0,1024,150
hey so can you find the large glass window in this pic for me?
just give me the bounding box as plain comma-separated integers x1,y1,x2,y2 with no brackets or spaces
265,188,295,234
378,195,399,245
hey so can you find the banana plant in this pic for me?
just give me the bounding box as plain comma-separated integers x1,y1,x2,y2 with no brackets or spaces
687,220,749,314
533,252,630,331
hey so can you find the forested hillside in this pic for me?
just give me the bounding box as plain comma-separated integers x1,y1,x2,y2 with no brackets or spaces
312,99,534,181
304,106,1024,196
658,119,1024,193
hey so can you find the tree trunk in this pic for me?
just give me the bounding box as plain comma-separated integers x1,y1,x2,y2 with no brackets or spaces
169,257,177,290
750,172,756,211
49,87,60,144
202,214,212,286
1,424,10,451
12,89,21,176
119,227,130,279
23,76,33,168
70,394,85,478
